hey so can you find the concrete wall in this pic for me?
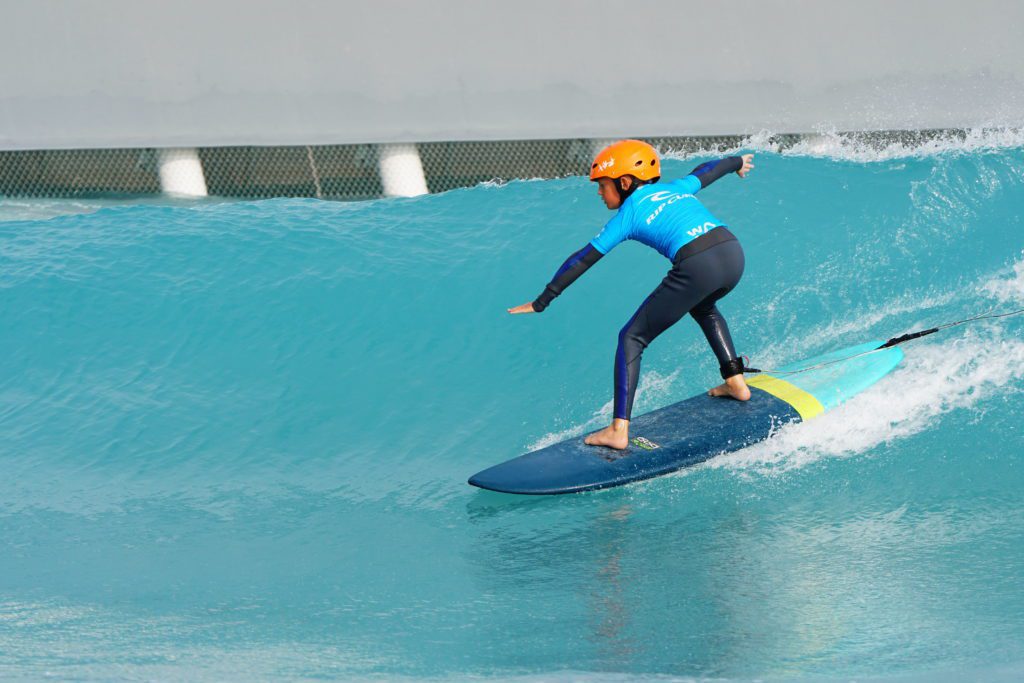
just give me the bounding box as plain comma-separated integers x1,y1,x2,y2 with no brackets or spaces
2,0,1023,150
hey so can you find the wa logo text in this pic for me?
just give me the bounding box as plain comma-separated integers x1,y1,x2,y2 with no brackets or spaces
686,222,717,238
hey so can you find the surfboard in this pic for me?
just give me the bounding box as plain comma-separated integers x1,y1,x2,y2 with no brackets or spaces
469,341,903,495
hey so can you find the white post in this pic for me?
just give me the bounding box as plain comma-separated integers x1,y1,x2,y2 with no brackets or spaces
157,148,208,197
377,143,428,197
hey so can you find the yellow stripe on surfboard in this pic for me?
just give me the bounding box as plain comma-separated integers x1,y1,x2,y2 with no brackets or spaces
747,374,825,421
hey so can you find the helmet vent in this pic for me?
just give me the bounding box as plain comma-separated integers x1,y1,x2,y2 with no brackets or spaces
634,160,642,166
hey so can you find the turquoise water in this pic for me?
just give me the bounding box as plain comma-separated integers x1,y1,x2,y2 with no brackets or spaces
2,131,1024,681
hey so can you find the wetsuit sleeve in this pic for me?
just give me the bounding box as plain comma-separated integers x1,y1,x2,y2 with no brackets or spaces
531,244,604,312
680,156,744,192
589,211,629,255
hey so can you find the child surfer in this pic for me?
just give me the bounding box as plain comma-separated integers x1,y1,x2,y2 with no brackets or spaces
508,140,755,450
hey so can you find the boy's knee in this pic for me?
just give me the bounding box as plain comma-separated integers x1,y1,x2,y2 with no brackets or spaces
617,327,647,354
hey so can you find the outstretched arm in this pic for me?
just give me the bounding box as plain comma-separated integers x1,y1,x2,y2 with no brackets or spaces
687,153,755,190
508,243,604,314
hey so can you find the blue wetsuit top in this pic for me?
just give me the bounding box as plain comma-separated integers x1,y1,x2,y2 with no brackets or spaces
532,156,743,312
591,175,725,260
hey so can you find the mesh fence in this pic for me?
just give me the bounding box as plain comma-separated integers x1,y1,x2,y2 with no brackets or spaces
199,145,383,200
0,136,764,200
0,148,161,197
0,130,955,200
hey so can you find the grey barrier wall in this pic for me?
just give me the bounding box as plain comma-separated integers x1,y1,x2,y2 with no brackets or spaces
2,0,1024,150
0,131,967,199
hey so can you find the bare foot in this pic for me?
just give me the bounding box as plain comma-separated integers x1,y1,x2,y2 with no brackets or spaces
708,374,751,401
584,419,630,450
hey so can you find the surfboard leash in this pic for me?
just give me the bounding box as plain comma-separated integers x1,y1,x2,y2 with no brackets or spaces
744,305,1024,378
878,306,1024,349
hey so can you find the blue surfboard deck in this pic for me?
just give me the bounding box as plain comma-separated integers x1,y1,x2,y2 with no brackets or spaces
469,341,903,495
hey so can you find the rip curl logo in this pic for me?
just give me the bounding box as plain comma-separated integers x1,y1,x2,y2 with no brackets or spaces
644,191,676,203
643,190,695,224
596,158,616,172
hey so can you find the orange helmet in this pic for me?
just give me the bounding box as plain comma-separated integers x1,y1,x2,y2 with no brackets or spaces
589,139,661,182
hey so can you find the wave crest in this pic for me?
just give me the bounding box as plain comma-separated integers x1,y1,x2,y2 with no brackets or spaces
662,127,1024,164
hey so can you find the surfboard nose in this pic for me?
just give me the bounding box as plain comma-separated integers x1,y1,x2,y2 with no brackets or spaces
468,445,616,494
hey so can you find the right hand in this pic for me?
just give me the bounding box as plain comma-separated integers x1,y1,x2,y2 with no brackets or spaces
737,153,755,178
507,302,536,314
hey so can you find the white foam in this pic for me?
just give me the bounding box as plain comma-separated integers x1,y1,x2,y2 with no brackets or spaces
661,127,1024,164
708,259,1024,474
712,324,1024,476
782,127,1024,162
983,256,1024,304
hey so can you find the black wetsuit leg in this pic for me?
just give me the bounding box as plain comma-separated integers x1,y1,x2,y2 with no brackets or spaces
692,302,739,370
614,228,745,420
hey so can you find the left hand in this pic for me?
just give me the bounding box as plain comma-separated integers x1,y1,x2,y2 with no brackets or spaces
508,302,536,314
737,153,755,178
